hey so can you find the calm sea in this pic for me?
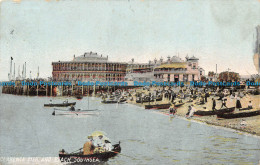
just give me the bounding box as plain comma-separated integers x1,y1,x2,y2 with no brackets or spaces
0,94,259,164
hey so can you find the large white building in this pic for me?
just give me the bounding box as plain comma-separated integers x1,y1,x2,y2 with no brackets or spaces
125,55,204,83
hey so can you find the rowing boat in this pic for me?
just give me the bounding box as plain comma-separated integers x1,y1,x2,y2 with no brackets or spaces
174,103,185,108
75,95,83,100
59,143,121,164
44,102,76,107
217,110,260,119
52,109,99,116
145,104,171,109
194,107,235,116
101,99,126,104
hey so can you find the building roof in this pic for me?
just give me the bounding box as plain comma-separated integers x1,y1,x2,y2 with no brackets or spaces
188,56,199,60
155,63,187,69
171,56,183,62
73,52,108,62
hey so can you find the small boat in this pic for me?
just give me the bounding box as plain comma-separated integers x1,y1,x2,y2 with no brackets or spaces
217,110,260,119
75,95,83,100
44,102,76,107
194,107,235,116
101,100,118,104
174,103,185,108
59,143,121,164
239,107,253,111
52,110,99,116
136,97,154,103
145,104,171,109
101,99,126,104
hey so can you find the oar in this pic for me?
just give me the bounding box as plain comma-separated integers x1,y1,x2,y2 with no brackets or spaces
80,109,100,112
54,108,68,111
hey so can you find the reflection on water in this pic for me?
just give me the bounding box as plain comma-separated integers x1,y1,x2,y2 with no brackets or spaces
0,94,259,164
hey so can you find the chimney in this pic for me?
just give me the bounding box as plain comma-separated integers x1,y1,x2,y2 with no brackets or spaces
185,55,189,61
160,57,163,63
167,56,171,63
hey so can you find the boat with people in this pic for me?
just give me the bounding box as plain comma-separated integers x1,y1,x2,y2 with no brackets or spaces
194,107,235,116
145,103,171,109
59,131,121,164
44,102,76,107
217,110,260,119
52,99,98,116
52,109,99,116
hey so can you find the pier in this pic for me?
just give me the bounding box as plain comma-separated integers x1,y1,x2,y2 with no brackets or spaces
1,80,135,96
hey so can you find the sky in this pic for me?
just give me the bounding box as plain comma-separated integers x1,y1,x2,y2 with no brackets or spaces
0,0,260,80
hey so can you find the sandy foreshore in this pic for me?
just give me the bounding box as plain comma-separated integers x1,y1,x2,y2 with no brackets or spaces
126,87,260,137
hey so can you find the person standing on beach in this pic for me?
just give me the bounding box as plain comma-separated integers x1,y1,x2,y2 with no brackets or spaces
212,98,216,111
236,96,242,110
220,98,227,109
248,101,253,109
188,105,195,118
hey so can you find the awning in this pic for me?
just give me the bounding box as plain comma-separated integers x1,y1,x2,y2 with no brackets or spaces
155,63,187,69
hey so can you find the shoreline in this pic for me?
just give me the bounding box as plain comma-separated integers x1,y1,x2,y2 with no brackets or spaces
130,102,260,138
1,93,260,137
125,92,260,137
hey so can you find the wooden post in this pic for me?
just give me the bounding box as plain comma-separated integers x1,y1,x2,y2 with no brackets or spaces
61,84,63,96
51,85,53,96
27,85,29,96
37,84,39,96
46,85,48,96
82,85,84,96
93,85,95,96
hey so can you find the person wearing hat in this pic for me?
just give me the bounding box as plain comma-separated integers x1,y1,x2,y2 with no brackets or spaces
94,135,105,148
104,140,112,151
83,136,94,155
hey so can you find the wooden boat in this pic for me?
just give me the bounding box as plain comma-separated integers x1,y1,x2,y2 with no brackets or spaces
174,103,185,108
59,143,121,164
75,95,83,100
217,110,260,119
101,99,126,104
44,102,76,107
145,104,171,109
239,107,253,111
52,110,99,116
136,97,154,103
194,107,235,116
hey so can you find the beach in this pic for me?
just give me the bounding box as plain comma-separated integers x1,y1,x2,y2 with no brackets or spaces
126,87,260,137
